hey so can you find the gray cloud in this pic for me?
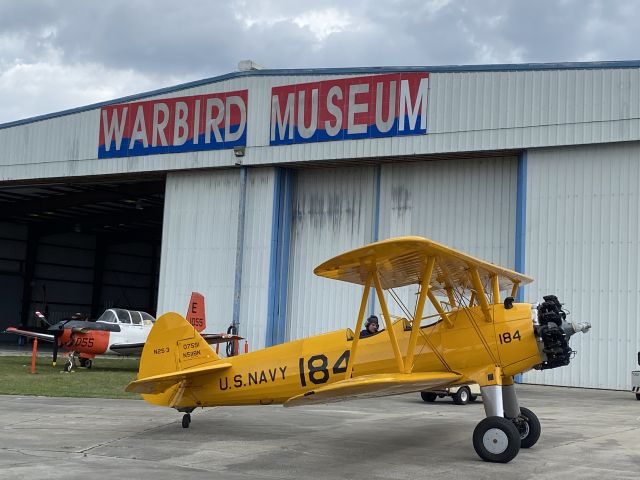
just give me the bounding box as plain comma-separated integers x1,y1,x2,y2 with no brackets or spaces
1,0,639,124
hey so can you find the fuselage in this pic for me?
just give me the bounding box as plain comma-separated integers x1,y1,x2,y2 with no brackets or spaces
145,303,542,409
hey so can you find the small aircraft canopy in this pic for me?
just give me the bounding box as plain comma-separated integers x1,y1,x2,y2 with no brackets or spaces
97,309,156,325
314,236,533,295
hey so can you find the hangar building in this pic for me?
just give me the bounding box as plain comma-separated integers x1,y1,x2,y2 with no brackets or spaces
1,61,639,391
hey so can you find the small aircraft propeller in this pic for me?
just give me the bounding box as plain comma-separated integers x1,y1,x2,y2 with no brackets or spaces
37,311,66,367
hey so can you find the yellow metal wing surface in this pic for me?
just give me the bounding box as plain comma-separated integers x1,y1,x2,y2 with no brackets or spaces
313,236,533,295
283,372,461,407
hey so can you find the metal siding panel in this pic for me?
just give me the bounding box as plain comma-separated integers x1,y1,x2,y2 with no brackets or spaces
240,167,276,351
286,166,376,341
524,143,640,390
157,170,240,334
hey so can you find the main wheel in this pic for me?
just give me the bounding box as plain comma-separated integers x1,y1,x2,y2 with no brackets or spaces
636,393,640,401
472,416,521,463
516,407,541,449
469,395,478,403
63,359,73,372
80,358,92,369
182,413,191,429
453,386,470,405
420,391,437,402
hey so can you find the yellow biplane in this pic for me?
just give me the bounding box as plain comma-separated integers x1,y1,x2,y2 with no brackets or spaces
127,236,590,463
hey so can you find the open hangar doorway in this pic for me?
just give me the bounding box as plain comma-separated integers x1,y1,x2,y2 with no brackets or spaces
0,177,165,344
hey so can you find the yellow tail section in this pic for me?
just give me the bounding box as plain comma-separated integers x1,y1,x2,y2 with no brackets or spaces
126,312,230,406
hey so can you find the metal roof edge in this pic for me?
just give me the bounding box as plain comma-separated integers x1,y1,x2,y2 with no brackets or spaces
2,60,640,131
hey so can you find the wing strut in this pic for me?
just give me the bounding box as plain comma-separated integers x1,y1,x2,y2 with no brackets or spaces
344,273,373,380
373,272,405,373
404,257,435,373
469,267,493,323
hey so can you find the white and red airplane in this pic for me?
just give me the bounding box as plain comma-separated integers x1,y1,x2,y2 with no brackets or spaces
5,292,241,371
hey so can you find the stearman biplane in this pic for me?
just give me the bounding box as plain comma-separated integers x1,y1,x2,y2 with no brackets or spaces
126,237,591,463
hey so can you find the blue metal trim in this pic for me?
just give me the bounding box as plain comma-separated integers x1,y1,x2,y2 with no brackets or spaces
4,60,640,130
265,168,293,347
515,151,528,303
369,164,382,315
266,168,283,347
274,169,293,345
232,167,248,331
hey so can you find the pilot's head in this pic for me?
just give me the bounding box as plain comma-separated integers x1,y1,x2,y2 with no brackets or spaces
365,315,379,333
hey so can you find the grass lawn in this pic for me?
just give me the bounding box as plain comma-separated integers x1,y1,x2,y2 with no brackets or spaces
0,355,141,399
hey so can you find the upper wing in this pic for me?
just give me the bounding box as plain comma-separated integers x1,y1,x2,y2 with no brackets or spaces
126,362,232,394
284,371,461,407
4,327,55,343
314,236,533,295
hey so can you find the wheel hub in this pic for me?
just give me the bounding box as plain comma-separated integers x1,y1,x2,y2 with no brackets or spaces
482,428,509,454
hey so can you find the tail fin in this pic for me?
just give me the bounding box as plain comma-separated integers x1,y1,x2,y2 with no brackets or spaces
185,292,206,332
126,312,230,405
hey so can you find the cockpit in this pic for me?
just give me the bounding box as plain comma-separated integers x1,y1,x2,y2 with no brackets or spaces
97,308,156,325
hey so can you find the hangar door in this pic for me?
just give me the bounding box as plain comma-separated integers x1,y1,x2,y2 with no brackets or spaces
377,156,518,316
285,167,376,340
524,143,640,390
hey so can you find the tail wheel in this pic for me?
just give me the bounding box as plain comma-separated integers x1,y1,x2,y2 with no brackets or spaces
182,413,191,429
453,386,470,405
517,407,541,449
420,391,437,402
473,416,521,463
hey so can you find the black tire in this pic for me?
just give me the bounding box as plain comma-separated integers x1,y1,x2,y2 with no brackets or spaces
453,386,470,405
469,395,478,403
182,413,191,429
516,407,541,448
63,360,73,373
636,393,640,401
420,391,437,402
80,358,92,369
472,416,521,463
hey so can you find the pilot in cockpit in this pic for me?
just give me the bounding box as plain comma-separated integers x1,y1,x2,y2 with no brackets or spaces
360,315,382,338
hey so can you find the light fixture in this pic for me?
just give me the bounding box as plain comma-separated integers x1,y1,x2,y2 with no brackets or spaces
233,146,245,157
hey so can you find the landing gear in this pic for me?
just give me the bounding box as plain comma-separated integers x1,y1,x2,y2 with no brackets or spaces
515,407,541,448
473,417,521,463
63,358,74,373
473,382,542,462
182,413,191,428
79,358,92,369
453,386,470,405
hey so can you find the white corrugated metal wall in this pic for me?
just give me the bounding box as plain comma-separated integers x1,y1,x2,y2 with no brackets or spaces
157,167,276,349
524,142,640,390
157,169,241,333
240,168,276,350
285,166,376,340
376,157,517,316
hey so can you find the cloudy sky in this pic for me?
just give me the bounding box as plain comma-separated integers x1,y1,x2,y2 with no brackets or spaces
1,0,638,124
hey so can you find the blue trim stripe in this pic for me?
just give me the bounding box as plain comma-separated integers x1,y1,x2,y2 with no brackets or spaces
4,60,640,130
265,168,293,347
515,151,528,303
265,168,283,347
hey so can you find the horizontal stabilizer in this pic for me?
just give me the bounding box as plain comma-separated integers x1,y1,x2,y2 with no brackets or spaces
284,371,461,407
201,333,243,345
4,327,55,343
126,362,232,395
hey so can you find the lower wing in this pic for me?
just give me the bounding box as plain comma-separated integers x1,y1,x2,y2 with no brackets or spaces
284,371,462,407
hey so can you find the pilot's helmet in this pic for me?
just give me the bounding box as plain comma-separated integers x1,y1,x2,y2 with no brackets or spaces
365,315,379,328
